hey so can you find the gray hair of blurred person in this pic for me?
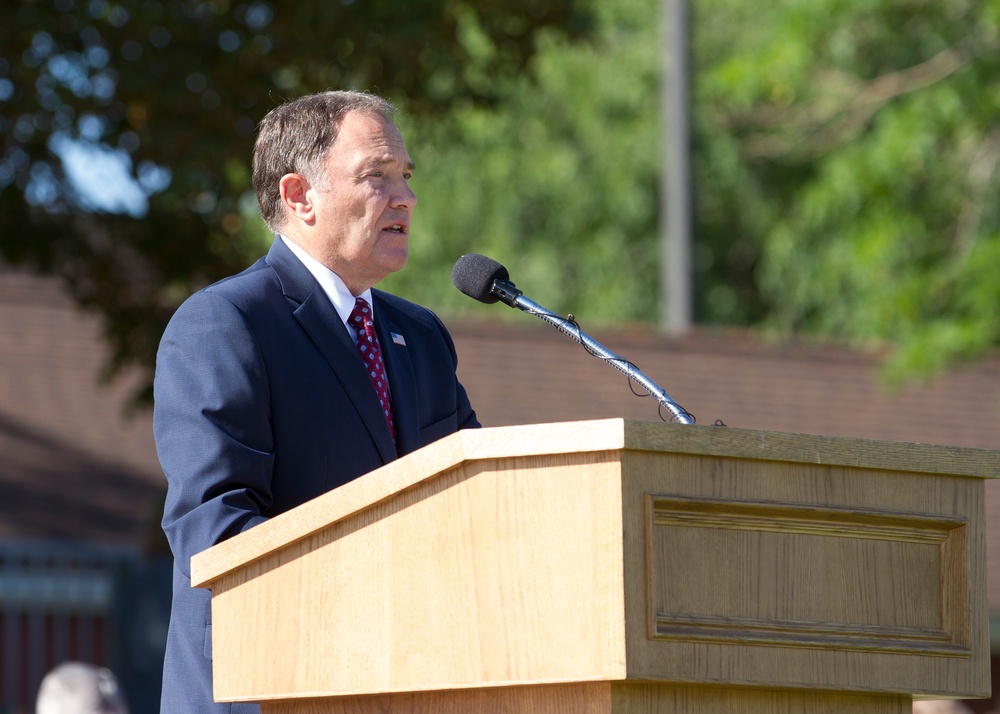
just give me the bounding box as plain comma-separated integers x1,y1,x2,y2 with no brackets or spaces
35,662,128,714
912,700,974,713
252,90,398,233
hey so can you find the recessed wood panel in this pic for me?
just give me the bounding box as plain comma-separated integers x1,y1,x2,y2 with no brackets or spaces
647,495,970,655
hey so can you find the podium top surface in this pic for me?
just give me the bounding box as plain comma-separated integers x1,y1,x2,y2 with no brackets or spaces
191,418,1000,588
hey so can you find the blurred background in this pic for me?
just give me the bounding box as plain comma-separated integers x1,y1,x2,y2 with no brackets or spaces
2,0,1000,711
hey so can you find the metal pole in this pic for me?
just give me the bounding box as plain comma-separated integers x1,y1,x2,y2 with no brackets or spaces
661,0,693,334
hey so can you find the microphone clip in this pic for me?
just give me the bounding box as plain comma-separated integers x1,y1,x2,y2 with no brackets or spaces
490,279,523,308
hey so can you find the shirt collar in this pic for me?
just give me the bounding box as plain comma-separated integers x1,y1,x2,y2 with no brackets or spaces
279,234,374,329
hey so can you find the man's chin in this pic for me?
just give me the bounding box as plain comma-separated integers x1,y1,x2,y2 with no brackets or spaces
376,250,409,280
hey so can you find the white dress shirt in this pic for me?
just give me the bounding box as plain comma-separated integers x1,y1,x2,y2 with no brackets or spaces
279,234,374,344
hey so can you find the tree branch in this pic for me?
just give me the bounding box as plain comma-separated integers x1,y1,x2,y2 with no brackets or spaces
729,43,984,160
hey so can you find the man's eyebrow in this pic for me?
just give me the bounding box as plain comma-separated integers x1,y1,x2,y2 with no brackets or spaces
369,156,415,171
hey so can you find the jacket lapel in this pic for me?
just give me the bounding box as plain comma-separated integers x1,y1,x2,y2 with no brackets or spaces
265,239,398,463
372,292,419,456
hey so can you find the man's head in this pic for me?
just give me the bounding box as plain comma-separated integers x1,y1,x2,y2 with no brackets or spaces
253,91,396,231
252,90,417,294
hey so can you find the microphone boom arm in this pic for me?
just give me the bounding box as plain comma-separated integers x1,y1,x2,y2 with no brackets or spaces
493,280,695,425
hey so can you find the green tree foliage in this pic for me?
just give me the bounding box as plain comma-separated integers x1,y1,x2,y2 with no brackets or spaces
4,0,998,400
387,0,796,326
0,0,590,399
697,0,1000,377
402,0,1000,383
385,0,665,322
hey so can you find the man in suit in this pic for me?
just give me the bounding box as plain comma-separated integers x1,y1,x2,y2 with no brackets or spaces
154,90,479,713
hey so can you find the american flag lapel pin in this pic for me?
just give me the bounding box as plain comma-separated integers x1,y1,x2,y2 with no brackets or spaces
391,332,406,346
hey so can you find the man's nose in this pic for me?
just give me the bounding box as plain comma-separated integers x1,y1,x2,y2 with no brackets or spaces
390,178,417,209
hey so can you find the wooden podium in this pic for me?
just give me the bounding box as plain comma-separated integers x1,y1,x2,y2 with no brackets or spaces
191,419,996,713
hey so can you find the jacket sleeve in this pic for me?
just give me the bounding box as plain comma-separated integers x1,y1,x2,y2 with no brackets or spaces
154,290,274,580
433,310,480,432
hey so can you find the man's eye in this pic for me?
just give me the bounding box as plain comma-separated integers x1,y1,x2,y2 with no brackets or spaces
403,172,412,181
369,170,384,178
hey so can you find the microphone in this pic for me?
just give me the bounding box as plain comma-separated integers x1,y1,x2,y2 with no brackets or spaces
451,253,521,306
451,254,695,425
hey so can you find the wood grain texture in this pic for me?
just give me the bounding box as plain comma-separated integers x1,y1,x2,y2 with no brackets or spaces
647,496,967,652
192,418,628,587
620,451,989,698
261,683,908,714
622,421,1000,478
192,420,1000,588
197,419,993,708
211,453,629,701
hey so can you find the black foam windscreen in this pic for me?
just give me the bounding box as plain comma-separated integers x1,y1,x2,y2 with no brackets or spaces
451,253,510,304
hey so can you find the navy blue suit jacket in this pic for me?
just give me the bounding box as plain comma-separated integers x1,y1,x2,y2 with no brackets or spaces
154,238,478,713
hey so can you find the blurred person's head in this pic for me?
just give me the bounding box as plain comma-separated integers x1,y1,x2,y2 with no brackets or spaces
35,662,128,714
912,700,973,714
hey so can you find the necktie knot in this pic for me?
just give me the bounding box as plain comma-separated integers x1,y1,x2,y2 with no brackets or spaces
350,296,376,342
349,297,396,447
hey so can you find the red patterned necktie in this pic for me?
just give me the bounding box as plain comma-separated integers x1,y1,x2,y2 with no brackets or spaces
349,297,396,446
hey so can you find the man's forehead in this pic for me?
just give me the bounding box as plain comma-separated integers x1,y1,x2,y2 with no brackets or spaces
334,112,410,159
349,143,414,170
336,111,400,141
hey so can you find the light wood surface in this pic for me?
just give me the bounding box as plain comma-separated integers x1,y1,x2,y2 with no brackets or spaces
211,451,629,700
618,450,988,697
191,419,1000,588
261,683,909,714
196,419,995,711
192,418,628,587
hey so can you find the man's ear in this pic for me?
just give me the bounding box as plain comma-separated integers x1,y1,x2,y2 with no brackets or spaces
279,173,315,223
